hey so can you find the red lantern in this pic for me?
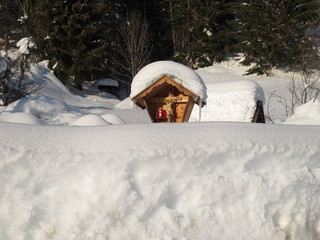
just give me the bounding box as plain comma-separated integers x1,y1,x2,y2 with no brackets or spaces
156,108,167,118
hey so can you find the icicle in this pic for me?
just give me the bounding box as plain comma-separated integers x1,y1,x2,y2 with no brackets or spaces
198,98,202,122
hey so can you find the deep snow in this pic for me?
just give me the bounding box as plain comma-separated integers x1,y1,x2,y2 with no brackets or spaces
1,122,320,240
0,58,320,240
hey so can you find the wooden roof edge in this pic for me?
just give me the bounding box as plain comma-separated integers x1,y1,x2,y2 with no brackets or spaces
132,75,203,101
131,97,146,109
131,76,174,101
195,97,206,108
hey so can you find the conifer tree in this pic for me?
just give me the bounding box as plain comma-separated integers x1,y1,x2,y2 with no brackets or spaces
0,0,20,50
233,0,320,75
162,0,235,68
36,0,112,89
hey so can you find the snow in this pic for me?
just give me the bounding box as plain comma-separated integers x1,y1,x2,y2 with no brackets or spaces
0,122,320,240
131,61,207,101
16,37,36,55
284,99,320,125
4,95,67,118
69,114,111,126
0,57,320,240
0,112,44,125
191,80,265,122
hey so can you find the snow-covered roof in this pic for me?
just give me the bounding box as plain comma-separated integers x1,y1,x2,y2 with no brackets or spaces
96,78,119,87
191,80,265,122
131,61,207,101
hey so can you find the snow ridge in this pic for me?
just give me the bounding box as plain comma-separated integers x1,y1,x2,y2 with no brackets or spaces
0,122,319,240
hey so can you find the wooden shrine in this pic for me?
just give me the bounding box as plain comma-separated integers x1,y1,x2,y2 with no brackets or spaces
132,76,206,123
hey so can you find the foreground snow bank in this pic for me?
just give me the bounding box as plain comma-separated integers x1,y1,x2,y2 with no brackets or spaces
0,122,319,240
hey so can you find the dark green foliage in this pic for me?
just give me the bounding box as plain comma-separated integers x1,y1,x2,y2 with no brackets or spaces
36,0,112,89
160,0,235,68
0,0,20,49
232,0,320,75
0,0,319,86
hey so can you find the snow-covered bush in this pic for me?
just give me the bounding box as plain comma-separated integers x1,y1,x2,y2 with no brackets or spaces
284,98,320,125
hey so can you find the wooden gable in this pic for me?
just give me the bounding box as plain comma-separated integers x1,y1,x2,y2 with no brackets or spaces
132,76,205,123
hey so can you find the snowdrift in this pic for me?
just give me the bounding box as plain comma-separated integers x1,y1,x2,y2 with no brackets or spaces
0,122,319,240
191,80,265,122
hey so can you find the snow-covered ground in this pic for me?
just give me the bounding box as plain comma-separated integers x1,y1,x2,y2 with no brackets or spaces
0,58,320,240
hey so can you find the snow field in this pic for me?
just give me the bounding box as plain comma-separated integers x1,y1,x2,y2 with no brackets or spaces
1,56,320,240
0,122,319,240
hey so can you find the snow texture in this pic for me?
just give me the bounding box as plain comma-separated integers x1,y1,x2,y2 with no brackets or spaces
0,122,319,240
131,61,208,101
284,99,320,125
4,95,67,118
0,57,320,240
70,114,111,126
191,80,265,122
16,37,36,55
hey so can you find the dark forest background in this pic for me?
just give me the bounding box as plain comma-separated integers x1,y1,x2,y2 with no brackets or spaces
0,0,319,92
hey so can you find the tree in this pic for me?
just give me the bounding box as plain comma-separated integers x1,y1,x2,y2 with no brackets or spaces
111,10,152,93
0,0,20,50
35,0,112,89
232,0,320,75
161,0,235,68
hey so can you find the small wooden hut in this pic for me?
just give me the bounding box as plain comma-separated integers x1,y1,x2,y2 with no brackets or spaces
132,76,206,123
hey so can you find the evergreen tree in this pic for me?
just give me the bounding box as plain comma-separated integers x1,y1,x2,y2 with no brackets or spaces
161,0,235,68
0,0,20,50
233,0,320,75
36,0,113,89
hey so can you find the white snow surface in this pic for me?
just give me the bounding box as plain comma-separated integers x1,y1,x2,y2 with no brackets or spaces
191,80,265,122
1,122,320,240
4,95,67,118
284,99,320,125
131,61,207,101
1,58,320,240
17,37,36,55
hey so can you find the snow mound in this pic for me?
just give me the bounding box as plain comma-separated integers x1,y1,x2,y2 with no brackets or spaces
0,112,43,125
47,112,82,126
70,114,111,126
284,99,320,125
131,61,207,101
0,123,319,240
100,113,125,124
191,80,265,122
5,96,67,118
115,97,133,109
